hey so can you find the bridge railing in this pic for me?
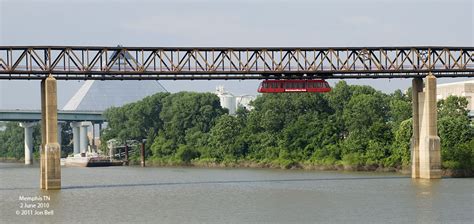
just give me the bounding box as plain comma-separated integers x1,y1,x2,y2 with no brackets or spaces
0,46,473,79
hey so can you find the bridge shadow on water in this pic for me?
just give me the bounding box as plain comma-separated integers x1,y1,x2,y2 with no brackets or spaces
0,176,410,191
62,176,409,190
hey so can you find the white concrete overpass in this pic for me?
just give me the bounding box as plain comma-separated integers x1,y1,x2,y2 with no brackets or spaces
0,110,106,164
0,110,105,122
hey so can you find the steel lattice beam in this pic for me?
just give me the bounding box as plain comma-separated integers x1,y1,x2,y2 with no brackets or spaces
0,46,473,80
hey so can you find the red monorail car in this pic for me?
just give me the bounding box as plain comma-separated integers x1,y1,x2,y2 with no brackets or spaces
257,80,331,93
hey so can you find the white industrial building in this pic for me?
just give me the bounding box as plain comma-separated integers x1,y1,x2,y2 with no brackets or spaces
437,80,474,117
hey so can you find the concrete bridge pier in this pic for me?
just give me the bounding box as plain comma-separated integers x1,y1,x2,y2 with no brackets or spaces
70,121,91,155
70,122,81,155
79,122,90,154
40,75,61,190
19,122,36,165
57,121,64,147
411,73,442,179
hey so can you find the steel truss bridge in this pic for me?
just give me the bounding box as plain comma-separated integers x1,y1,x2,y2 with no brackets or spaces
0,46,473,80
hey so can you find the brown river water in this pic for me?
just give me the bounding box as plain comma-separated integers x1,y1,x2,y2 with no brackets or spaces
0,163,472,224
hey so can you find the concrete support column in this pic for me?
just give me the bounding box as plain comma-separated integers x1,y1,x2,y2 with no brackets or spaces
79,122,90,154
40,78,46,189
140,142,145,167
411,73,442,179
57,122,64,147
70,122,81,155
98,123,102,143
411,78,423,178
419,74,442,178
98,123,102,136
91,123,96,150
19,122,36,165
40,76,61,190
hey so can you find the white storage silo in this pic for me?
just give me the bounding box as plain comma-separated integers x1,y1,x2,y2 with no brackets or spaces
215,86,237,115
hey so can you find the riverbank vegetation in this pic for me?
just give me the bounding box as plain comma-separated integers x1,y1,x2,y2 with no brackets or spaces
101,81,473,172
1,81,473,174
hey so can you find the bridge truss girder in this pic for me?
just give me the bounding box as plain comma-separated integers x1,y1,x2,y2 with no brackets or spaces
0,46,472,80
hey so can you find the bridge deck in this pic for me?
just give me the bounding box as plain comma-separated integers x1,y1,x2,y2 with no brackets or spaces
0,110,105,122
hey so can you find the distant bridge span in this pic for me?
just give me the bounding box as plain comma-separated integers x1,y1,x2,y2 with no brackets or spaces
0,110,105,122
0,46,473,80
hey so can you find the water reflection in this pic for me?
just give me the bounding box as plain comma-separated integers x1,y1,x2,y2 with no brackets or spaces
412,179,441,197
411,179,441,224
39,190,63,220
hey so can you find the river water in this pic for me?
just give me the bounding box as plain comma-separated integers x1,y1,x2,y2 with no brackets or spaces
0,163,472,224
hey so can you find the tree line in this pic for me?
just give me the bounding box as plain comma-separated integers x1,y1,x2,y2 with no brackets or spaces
100,81,473,170
1,81,473,171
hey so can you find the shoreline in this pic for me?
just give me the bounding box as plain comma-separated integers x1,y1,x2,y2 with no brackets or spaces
1,158,472,177
139,159,473,177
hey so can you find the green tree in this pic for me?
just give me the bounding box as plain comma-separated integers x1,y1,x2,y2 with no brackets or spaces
0,122,24,159
151,92,226,159
102,92,169,144
208,115,246,160
437,96,474,169
339,87,393,166
386,118,412,168
389,90,412,131
102,92,170,159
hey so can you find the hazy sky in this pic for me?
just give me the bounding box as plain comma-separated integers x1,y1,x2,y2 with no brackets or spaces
0,0,473,109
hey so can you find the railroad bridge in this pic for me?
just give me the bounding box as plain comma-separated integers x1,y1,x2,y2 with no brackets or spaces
1,46,473,190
